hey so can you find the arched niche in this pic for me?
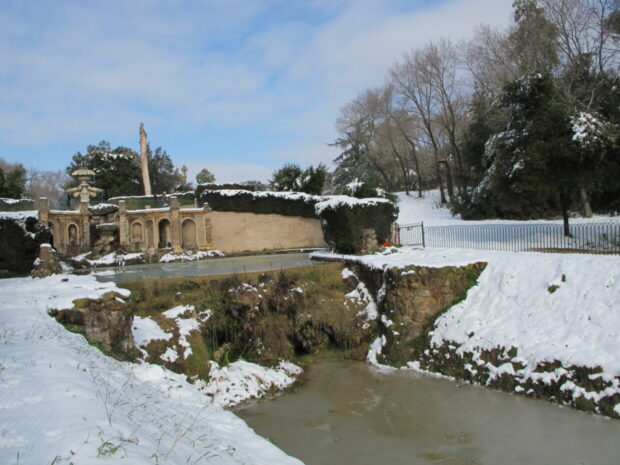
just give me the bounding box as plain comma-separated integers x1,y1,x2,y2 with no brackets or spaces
158,218,171,248
181,218,197,248
131,221,144,243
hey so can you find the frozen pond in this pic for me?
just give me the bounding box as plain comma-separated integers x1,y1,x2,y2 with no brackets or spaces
238,359,620,465
94,252,323,283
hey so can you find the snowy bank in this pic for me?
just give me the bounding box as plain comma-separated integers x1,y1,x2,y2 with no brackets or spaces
0,274,302,465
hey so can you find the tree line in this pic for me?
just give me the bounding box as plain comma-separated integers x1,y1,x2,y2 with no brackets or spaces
330,0,620,228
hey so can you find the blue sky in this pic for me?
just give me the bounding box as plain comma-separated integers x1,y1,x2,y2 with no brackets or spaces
0,0,512,183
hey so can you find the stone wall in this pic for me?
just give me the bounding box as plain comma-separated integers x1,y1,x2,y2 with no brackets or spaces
210,211,327,253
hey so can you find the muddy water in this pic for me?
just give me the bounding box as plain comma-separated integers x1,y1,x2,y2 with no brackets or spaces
237,360,620,465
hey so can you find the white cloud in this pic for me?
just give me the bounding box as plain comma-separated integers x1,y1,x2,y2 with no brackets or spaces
0,0,514,174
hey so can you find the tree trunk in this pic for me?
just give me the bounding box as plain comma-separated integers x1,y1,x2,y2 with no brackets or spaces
435,156,447,204
439,160,454,203
410,148,423,198
559,191,572,237
579,188,593,218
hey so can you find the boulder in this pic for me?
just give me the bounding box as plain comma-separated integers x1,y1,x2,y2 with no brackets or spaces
31,244,63,278
50,291,135,356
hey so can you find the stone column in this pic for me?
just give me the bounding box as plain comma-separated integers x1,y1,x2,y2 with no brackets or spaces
196,214,206,250
170,197,182,253
82,215,90,253
36,197,49,224
119,200,129,249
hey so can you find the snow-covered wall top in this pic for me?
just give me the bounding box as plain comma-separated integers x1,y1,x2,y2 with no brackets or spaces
0,197,35,212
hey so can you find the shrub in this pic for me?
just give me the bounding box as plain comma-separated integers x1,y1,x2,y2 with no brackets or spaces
0,214,51,274
200,189,319,218
316,197,398,254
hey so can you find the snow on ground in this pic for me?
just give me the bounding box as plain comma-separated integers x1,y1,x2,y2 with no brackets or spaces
162,304,195,319
0,274,302,465
160,250,225,263
83,252,144,267
396,190,620,225
132,305,303,404
344,276,378,329
132,316,172,348
160,305,200,359
198,360,303,408
315,247,620,379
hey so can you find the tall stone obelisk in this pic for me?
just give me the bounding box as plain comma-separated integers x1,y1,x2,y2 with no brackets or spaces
139,123,152,196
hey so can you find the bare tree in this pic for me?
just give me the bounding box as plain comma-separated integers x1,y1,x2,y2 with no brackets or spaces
381,83,425,197
465,25,519,94
390,44,450,203
334,88,395,190
540,0,619,108
26,168,71,208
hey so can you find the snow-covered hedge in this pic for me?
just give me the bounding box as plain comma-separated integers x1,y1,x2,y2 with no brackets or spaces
0,211,51,274
201,189,320,218
108,192,195,210
195,182,260,197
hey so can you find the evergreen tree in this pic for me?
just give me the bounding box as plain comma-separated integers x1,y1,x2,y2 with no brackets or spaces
270,163,328,195
148,146,184,194
465,73,616,232
67,141,143,199
458,90,506,199
270,164,303,192
3,164,27,199
0,167,5,197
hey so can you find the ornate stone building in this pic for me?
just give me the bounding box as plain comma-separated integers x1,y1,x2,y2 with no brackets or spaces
38,195,213,258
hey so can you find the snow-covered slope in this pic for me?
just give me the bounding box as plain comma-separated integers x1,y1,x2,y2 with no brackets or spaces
396,190,620,225
0,274,302,465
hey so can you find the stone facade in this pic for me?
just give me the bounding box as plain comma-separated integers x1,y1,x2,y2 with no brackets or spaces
209,211,326,253
39,194,327,258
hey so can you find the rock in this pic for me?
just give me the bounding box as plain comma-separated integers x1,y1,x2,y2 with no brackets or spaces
31,244,64,278
52,293,135,356
360,228,378,255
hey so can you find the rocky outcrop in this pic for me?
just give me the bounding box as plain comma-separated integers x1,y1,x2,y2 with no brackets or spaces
346,260,486,365
50,291,135,358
